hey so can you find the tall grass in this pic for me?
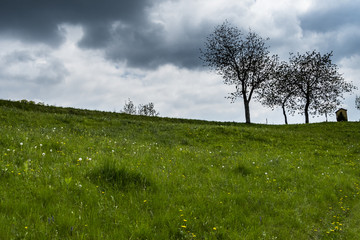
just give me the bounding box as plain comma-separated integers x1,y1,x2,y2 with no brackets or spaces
0,100,359,239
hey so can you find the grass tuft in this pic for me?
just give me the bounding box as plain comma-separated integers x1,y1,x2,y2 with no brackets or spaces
233,164,251,176
88,159,151,191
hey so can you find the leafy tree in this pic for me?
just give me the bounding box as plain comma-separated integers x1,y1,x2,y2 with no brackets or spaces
356,96,360,110
122,98,137,115
200,21,276,123
138,102,160,117
257,60,297,124
289,51,355,123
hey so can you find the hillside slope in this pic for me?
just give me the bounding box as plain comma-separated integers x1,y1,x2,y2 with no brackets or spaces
0,100,359,239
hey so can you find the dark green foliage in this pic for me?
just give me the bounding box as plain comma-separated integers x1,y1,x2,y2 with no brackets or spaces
88,160,151,191
233,164,251,176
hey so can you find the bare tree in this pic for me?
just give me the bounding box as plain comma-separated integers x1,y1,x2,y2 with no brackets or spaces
290,51,355,123
122,99,160,116
200,21,276,123
317,91,340,122
122,98,137,115
138,102,160,117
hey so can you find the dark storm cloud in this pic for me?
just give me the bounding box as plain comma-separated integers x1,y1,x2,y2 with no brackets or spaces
104,21,208,69
0,0,152,46
77,22,113,49
0,0,206,69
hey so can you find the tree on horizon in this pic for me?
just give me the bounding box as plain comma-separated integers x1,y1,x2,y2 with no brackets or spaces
289,51,355,123
200,21,276,124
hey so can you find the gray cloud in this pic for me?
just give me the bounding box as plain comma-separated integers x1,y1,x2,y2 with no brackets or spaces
300,3,360,32
299,3,360,58
1,0,359,71
103,21,208,69
0,0,211,69
0,0,153,46
3,50,35,63
0,50,68,86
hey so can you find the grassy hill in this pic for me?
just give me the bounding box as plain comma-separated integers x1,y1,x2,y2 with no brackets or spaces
0,99,359,239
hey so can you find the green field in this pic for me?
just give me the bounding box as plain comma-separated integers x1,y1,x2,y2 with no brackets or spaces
0,100,359,239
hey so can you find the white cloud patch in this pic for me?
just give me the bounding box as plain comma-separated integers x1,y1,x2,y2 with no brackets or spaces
0,50,68,86
0,41,68,101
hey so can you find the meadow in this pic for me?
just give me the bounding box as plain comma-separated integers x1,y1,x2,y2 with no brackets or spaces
0,100,359,239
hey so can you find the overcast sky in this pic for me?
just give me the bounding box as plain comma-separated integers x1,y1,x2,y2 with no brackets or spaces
0,0,359,124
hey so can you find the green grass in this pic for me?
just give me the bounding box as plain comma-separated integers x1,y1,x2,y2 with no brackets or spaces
0,99,359,239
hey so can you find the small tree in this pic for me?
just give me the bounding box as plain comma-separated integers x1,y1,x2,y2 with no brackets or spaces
122,98,137,115
290,51,355,123
138,102,160,117
200,21,276,123
317,92,339,122
257,60,297,124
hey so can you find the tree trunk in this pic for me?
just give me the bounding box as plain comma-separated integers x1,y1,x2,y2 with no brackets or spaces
304,102,310,124
244,100,251,124
282,104,288,125
304,86,311,124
